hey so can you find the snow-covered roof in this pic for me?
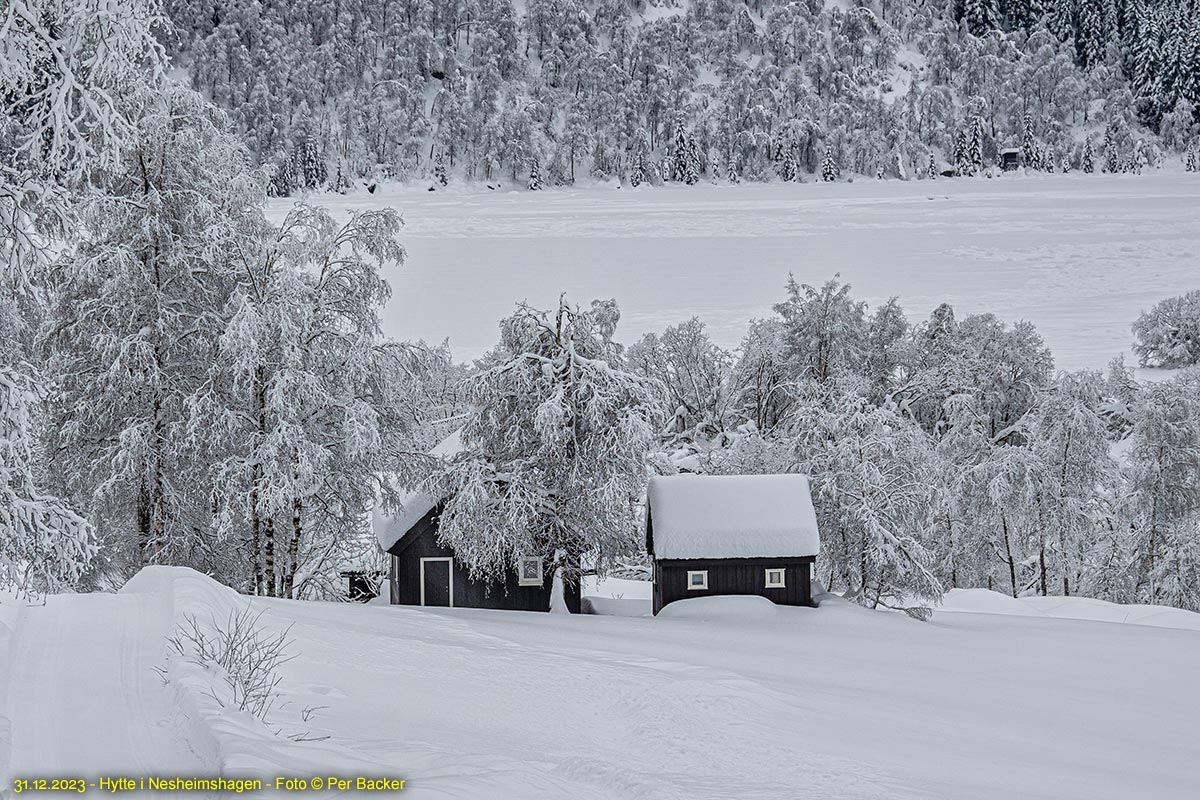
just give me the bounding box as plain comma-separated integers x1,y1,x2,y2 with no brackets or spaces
646,474,820,560
373,430,464,552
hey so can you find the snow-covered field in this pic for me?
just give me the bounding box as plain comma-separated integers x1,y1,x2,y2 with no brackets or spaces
269,173,1200,371
3,568,1199,799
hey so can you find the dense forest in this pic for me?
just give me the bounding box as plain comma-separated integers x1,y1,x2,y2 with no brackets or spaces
166,0,1200,189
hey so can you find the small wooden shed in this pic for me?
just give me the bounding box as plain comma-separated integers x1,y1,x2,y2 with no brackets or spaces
1000,148,1022,171
373,431,581,613
645,474,821,615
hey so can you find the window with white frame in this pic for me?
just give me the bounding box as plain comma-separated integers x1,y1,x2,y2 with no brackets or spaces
686,570,708,590
518,556,544,586
765,568,786,588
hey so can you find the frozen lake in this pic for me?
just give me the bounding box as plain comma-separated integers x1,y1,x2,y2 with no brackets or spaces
270,173,1200,371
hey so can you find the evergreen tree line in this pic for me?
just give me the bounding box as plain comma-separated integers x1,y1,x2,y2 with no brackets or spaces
165,0,1200,191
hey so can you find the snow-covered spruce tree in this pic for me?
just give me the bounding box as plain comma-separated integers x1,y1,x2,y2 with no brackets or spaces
630,148,645,187
1,0,166,589
433,151,448,186
1021,112,1037,167
928,150,938,179
1132,291,1200,368
1187,146,1198,173
200,205,423,597
821,146,838,181
528,160,543,191
670,116,690,183
1082,136,1096,173
685,132,701,185
42,86,269,576
1124,371,1200,609
434,297,663,601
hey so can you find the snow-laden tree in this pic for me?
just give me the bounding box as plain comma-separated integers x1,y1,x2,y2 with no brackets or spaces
929,394,994,590
773,274,867,385
1132,291,1200,368
1,0,165,589
434,297,663,598
200,205,424,597
1124,371,1200,609
732,319,793,434
788,389,943,616
1020,371,1119,597
41,86,268,575
0,367,95,594
627,318,736,449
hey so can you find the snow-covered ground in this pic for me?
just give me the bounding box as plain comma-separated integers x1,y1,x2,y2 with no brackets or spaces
269,173,1200,371
4,568,1198,799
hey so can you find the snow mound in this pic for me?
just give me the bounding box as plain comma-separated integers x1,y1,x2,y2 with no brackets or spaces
120,567,389,779
937,588,1200,632
939,589,1045,617
1021,596,1200,631
656,594,784,621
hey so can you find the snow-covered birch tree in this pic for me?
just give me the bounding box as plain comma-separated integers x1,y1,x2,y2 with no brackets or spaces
789,389,943,616
201,204,425,598
1124,371,1200,609
435,297,664,598
1,0,165,589
41,86,268,576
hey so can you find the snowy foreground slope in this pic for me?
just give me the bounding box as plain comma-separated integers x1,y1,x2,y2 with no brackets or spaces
270,173,1200,371
3,569,1199,799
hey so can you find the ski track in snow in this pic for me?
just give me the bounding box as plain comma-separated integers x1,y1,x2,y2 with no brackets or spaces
6,592,210,797
270,173,1200,372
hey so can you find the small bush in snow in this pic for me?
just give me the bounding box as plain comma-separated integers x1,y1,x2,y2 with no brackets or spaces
159,605,296,722
1132,291,1200,368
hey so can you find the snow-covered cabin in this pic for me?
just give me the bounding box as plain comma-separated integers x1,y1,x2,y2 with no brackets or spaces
645,474,821,615
373,431,582,613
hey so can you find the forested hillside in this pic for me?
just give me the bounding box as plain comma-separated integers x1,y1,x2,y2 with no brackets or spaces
167,0,1200,189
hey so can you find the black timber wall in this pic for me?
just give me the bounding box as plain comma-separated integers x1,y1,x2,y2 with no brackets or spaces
388,508,581,613
653,556,816,615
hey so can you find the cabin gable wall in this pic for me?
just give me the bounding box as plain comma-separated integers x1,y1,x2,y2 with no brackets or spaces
388,508,581,613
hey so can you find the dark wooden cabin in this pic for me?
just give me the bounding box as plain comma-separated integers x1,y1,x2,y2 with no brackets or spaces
373,431,581,613
1000,148,1022,171
646,474,821,615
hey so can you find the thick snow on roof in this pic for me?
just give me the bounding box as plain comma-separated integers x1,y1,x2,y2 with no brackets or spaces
647,474,820,560
374,429,464,551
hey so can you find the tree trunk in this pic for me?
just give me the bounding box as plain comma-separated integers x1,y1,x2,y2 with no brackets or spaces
136,479,152,565
1039,544,1048,597
283,496,302,599
250,362,268,595
264,516,275,597
1001,512,1018,599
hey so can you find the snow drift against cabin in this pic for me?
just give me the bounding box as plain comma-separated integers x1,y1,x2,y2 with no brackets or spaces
647,474,821,559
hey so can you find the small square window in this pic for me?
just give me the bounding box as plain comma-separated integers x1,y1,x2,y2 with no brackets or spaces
686,570,708,590
765,568,786,589
518,556,544,586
